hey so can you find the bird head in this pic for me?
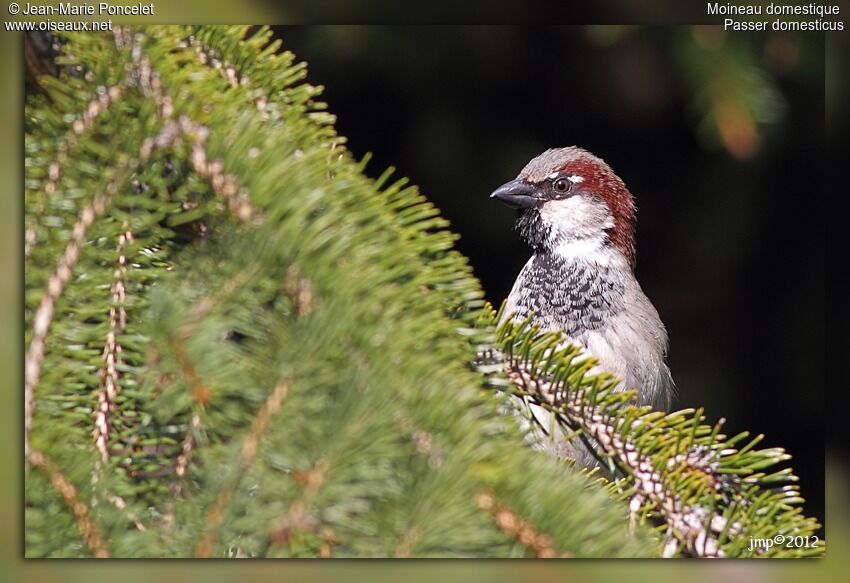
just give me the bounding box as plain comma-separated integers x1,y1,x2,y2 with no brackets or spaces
491,147,637,267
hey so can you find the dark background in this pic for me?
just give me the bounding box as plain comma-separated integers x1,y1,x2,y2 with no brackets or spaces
273,26,825,529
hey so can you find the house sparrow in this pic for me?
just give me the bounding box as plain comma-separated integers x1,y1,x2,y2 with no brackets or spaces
492,147,674,466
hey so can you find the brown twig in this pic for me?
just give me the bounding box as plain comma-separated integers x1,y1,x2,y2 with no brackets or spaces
195,380,291,557
25,85,124,263
28,450,110,558
284,265,313,317
474,490,567,558
181,33,272,119
93,230,133,463
25,177,124,457
173,412,201,486
265,459,329,553
393,525,422,558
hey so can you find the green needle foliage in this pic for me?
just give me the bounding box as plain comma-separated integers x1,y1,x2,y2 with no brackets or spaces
475,307,823,557
24,25,821,559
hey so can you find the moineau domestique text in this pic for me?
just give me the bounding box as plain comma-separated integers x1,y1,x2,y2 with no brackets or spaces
707,2,840,17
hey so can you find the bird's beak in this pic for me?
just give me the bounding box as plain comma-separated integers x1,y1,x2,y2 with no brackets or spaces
490,179,539,208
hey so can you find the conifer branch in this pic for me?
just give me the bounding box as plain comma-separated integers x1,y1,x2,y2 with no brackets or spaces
182,32,249,92
125,28,257,224
189,37,242,88
93,229,133,464
477,309,823,557
25,84,124,262
25,25,819,559
195,380,291,557
393,525,422,558
239,380,291,470
173,413,200,485
474,490,567,558
318,528,340,558
181,115,255,224
25,171,129,457
187,270,252,327
265,459,329,555
27,450,110,558
166,333,210,488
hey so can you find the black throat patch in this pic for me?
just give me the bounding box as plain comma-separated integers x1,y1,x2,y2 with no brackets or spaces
516,208,550,251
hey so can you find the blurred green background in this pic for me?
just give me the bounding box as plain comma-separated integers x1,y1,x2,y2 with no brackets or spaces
275,24,826,528
2,0,847,576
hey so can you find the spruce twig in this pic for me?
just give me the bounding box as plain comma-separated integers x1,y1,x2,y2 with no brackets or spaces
477,311,823,557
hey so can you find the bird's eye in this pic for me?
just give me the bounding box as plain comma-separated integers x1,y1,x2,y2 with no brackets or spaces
552,177,571,193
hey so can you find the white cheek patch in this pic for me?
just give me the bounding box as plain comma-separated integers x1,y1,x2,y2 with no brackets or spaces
540,196,601,235
539,195,616,258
